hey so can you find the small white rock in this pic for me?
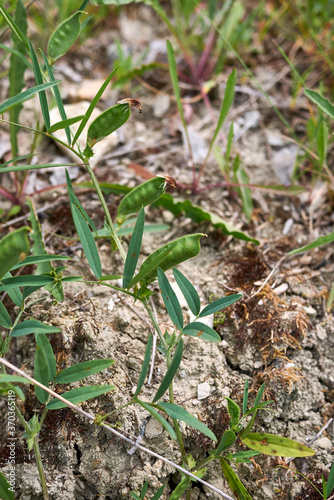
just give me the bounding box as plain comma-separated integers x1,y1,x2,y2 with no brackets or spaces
302,305,317,316
315,437,332,450
197,382,211,400
272,283,289,295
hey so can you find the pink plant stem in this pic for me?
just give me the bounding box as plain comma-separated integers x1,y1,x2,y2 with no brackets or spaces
0,184,20,204
196,28,216,81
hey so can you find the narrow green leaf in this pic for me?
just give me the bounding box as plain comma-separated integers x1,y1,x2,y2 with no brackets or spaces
140,482,148,499
0,227,30,280
233,155,253,222
0,162,79,173
27,196,64,301
0,374,32,384
134,335,152,398
153,338,183,402
130,493,140,500
182,321,220,342
47,11,82,63
46,384,115,410
305,89,334,120
232,450,260,460
136,399,176,440
0,43,31,69
166,40,187,134
0,4,28,48
123,207,145,288
158,269,183,330
241,432,315,457
208,69,236,156
35,333,57,381
253,383,265,408
316,121,328,169
9,0,28,159
327,461,334,497
55,359,115,384
71,204,102,279
152,484,166,500
60,275,83,282
11,320,61,337
28,39,50,130
34,345,49,404
0,302,12,329
224,397,240,425
40,50,71,144
243,379,249,415
99,275,122,281
72,67,118,146
215,430,236,456
199,294,242,317
0,471,15,500
0,153,35,168
10,254,71,270
173,268,200,316
288,230,334,255
48,115,84,133
240,410,258,440
159,402,217,441
169,477,191,500
2,272,23,306
220,459,253,500
66,170,97,233
0,275,55,292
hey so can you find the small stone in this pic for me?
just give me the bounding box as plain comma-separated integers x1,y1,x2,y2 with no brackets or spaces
197,382,211,400
254,360,263,369
145,418,164,439
221,340,228,348
302,305,317,316
272,283,289,295
315,437,332,450
316,324,327,340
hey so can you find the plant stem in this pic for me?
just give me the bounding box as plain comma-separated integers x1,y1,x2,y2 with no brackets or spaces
15,404,49,499
144,300,188,466
84,159,126,262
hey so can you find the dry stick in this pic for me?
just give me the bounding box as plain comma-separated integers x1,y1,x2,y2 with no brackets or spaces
286,417,333,465
248,255,287,299
0,358,234,500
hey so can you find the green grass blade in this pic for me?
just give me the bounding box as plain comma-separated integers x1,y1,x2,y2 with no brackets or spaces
152,485,166,500
0,43,31,69
10,254,71,271
0,302,12,329
0,4,28,48
72,67,118,146
166,40,192,158
153,338,183,402
71,204,102,279
8,0,28,159
158,268,183,330
41,50,71,143
253,382,265,408
0,162,79,173
0,471,15,500
159,402,217,441
327,461,334,497
134,335,153,398
207,68,236,157
233,155,253,222
305,89,334,120
199,293,242,317
0,81,59,114
173,268,200,316
123,207,145,288
288,230,334,255
55,359,115,384
46,385,115,410
28,39,50,129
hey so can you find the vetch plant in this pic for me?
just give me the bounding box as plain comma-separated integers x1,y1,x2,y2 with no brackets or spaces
0,2,317,499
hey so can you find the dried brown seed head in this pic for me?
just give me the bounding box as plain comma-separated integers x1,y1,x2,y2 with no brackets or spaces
117,98,142,113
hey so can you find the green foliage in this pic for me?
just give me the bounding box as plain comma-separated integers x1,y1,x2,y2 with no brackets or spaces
0,227,30,279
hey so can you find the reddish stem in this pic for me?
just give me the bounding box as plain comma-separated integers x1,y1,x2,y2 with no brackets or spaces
196,29,216,81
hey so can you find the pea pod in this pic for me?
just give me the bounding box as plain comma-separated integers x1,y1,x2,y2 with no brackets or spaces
117,177,167,225
47,11,82,63
138,233,204,286
84,103,130,158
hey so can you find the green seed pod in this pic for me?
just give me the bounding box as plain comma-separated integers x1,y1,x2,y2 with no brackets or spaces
139,233,204,286
117,176,167,225
86,103,130,152
47,12,82,63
